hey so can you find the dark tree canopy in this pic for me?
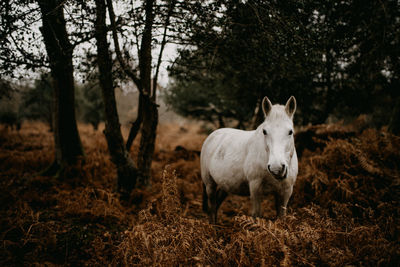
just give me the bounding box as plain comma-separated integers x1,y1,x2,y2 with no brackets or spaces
165,0,400,128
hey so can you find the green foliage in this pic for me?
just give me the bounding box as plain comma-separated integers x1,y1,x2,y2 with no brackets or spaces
0,79,21,129
164,53,254,127
166,0,400,127
76,82,104,130
20,73,53,130
15,74,104,131
165,1,319,126
0,79,14,100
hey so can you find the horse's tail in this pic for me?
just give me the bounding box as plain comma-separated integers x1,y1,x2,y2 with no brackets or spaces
202,182,208,213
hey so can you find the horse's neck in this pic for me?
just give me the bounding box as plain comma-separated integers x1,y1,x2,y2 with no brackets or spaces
246,131,267,157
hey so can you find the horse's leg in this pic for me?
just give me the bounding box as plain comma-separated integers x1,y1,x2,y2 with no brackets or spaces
274,193,284,217
216,189,227,211
205,179,217,224
209,189,228,224
249,179,263,218
202,182,208,213
275,186,293,218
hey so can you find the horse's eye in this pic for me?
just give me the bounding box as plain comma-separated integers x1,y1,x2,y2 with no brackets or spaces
262,129,267,135
288,130,293,135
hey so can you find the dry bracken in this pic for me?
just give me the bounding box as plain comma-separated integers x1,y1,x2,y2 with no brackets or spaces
0,121,399,266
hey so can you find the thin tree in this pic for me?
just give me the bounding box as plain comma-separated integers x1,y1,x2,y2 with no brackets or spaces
94,0,138,194
37,0,84,176
107,0,175,186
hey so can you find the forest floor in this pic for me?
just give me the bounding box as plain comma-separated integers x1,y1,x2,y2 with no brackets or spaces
0,121,399,266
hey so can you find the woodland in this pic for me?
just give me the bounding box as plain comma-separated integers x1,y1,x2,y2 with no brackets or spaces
1,0,399,266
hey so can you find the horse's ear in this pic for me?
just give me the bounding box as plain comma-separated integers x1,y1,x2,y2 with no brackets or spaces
285,96,297,119
262,96,273,117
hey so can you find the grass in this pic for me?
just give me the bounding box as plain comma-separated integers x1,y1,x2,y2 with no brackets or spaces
0,121,399,266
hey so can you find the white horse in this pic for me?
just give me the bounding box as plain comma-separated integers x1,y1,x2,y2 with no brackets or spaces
201,96,298,223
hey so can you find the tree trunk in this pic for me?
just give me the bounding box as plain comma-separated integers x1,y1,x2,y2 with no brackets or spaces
137,95,158,186
136,0,157,187
217,113,225,128
316,47,335,125
106,0,159,187
95,0,138,194
47,101,53,132
126,93,143,151
38,0,84,176
139,0,154,97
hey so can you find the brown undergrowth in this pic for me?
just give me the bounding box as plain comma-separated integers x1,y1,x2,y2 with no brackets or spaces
0,121,399,266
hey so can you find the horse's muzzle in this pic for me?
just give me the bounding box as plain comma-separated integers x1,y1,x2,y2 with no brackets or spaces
268,164,287,180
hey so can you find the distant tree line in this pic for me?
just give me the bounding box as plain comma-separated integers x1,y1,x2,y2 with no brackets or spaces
0,74,103,132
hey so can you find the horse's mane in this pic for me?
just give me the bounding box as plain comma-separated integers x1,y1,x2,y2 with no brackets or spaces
266,105,290,122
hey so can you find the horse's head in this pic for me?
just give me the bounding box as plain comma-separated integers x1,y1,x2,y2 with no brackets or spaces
259,96,296,180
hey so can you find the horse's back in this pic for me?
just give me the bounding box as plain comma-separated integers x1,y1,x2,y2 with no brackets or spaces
201,128,252,160
201,128,253,187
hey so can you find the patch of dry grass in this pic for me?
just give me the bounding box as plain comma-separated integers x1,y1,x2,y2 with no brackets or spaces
0,121,399,266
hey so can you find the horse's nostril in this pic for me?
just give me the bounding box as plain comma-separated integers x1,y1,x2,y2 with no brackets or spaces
281,164,286,172
268,165,271,172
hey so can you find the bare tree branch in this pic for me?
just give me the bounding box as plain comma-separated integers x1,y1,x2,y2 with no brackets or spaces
152,0,176,100
106,0,142,93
